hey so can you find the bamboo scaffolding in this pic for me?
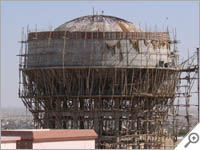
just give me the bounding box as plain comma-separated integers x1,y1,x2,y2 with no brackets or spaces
18,30,199,149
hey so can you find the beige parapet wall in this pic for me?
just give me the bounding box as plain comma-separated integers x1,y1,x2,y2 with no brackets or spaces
1,129,98,149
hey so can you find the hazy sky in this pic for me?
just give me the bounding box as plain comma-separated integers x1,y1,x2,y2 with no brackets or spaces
1,1,199,108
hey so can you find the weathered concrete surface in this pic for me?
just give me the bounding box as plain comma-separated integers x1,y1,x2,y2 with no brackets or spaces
28,39,172,68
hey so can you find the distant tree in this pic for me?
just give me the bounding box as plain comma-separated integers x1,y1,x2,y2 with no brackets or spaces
178,129,189,136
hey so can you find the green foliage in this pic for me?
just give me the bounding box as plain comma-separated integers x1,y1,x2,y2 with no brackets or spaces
178,129,189,136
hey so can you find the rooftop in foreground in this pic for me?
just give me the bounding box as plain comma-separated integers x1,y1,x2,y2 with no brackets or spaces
2,129,98,142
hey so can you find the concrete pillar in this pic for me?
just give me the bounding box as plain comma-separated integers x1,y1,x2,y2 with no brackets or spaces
73,98,78,128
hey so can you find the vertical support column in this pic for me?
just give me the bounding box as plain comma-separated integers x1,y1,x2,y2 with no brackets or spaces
197,47,200,122
115,98,120,148
73,98,78,128
94,98,99,133
55,99,62,128
98,96,103,147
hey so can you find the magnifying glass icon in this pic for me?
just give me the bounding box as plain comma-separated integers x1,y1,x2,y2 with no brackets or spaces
184,132,199,148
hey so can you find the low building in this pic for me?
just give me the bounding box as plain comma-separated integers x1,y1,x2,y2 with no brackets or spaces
1,136,21,149
1,129,98,149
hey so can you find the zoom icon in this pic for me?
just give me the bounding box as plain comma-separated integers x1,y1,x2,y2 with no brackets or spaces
184,133,199,148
